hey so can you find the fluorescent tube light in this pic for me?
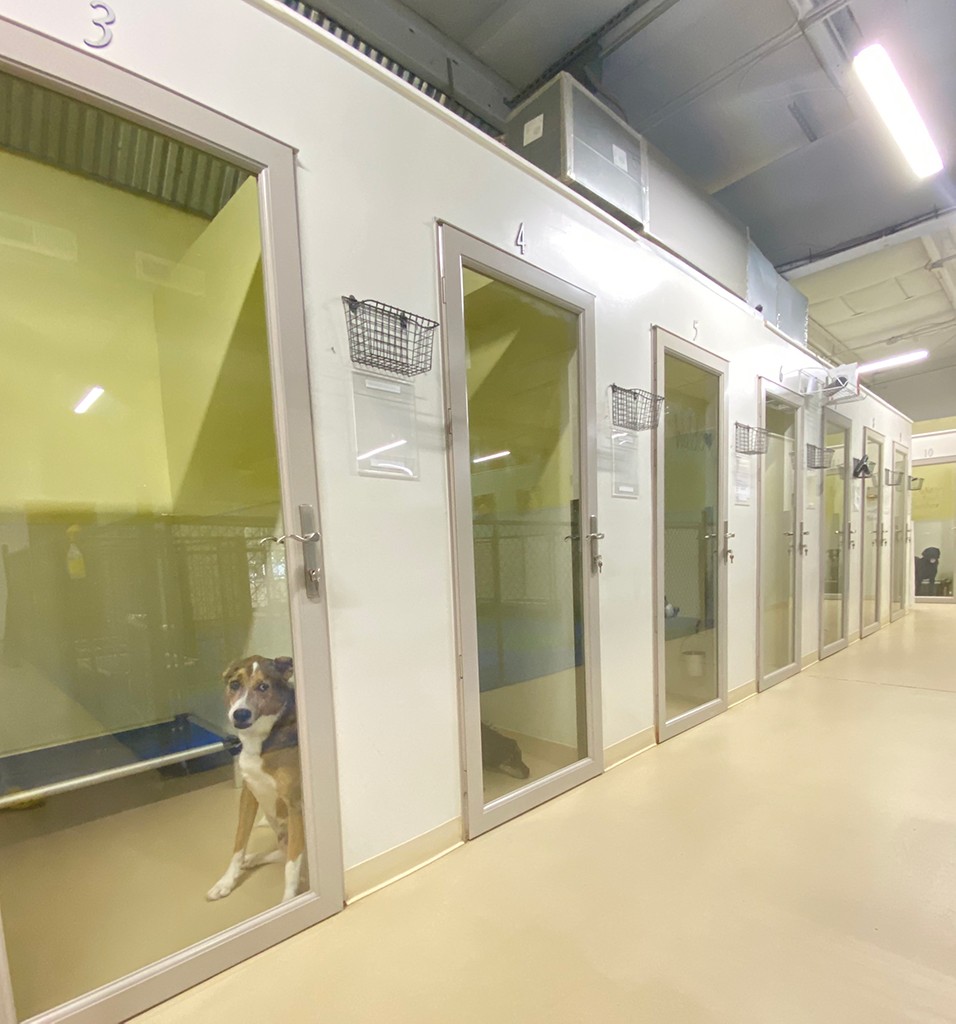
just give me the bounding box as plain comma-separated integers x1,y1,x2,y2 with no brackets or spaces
74,386,104,414
357,439,407,461
857,349,928,374
852,44,943,178
472,450,511,464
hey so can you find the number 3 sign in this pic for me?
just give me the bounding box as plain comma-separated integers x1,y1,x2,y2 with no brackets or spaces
84,2,116,48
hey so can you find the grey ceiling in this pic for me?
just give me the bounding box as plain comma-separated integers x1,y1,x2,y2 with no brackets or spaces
370,0,956,270
311,0,954,419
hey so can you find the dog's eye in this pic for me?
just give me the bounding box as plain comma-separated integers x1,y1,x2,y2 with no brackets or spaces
228,680,241,692
255,682,270,692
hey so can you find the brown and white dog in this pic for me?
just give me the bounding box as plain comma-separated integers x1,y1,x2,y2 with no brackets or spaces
207,655,305,903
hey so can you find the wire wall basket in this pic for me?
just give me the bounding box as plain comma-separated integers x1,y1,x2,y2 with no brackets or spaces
342,295,438,377
610,384,664,431
806,443,834,470
735,422,769,455
884,468,905,487
908,476,923,491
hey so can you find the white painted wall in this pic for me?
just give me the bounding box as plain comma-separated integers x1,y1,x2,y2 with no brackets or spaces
0,1,912,872
913,430,956,462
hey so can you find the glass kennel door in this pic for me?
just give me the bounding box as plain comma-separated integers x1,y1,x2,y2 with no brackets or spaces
655,331,728,741
758,385,802,691
440,225,602,838
861,430,884,636
0,34,341,1024
890,445,910,620
819,412,851,659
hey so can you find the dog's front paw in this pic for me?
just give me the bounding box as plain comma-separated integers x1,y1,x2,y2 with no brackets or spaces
207,852,245,900
281,854,305,902
206,877,236,901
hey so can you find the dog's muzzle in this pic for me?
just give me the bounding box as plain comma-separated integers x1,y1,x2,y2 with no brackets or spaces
232,707,253,729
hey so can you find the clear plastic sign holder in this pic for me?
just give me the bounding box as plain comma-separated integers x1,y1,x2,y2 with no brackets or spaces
352,370,419,479
611,426,639,498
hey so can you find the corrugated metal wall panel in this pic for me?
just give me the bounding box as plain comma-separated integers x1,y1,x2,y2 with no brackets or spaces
0,70,248,219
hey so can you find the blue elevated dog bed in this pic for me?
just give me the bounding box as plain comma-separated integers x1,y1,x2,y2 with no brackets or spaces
0,714,236,809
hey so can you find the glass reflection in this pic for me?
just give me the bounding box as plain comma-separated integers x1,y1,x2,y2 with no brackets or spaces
891,449,909,616
0,75,304,1020
462,269,587,805
663,353,720,721
760,399,797,679
822,421,847,649
861,435,883,629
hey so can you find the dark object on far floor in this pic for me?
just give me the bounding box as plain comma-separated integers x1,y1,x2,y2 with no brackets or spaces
481,722,530,779
915,547,941,594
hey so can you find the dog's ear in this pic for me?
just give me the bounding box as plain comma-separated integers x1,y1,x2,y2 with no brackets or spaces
221,658,243,682
273,656,294,682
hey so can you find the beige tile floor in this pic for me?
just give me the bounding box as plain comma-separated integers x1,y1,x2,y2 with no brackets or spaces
121,604,953,1022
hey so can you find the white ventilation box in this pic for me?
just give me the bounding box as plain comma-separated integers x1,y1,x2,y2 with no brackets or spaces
504,72,648,231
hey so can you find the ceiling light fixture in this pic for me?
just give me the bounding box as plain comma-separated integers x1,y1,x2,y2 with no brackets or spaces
472,450,511,464
74,386,104,414
857,349,929,374
852,43,943,179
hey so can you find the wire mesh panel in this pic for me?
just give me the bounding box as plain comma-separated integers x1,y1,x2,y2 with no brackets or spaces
735,422,768,455
806,443,834,469
610,384,664,431
342,294,438,376
668,403,714,451
885,467,905,487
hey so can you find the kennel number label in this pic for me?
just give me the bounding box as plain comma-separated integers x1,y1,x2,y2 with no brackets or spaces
84,2,116,48
515,222,527,255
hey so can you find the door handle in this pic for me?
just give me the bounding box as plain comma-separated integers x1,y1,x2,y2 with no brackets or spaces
285,531,321,544
587,515,604,574
296,504,323,599
723,521,735,564
258,512,323,599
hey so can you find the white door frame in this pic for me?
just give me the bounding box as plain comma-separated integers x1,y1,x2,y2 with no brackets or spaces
653,328,729,742
0,21,343,1024
818,408,852,660
438,223,603,839
860,428,885,636
756,378,804,691
890,443,910,621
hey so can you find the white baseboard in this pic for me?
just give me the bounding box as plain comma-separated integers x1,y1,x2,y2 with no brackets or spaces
345,818,463,903
603,726,656,769
728,679,757,706
801,651,819,670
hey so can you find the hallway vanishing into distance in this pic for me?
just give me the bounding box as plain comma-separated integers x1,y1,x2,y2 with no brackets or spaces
136,606,956,1024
